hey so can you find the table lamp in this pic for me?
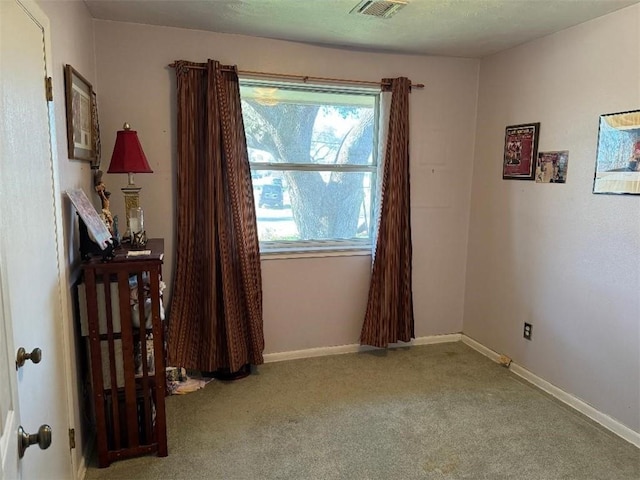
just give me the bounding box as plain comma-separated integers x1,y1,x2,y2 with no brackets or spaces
107,123,153,240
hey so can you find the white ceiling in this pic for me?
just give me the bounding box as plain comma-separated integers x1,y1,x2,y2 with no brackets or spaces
84,0,639,58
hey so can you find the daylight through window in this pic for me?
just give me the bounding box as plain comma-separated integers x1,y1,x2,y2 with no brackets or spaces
240,80,379,253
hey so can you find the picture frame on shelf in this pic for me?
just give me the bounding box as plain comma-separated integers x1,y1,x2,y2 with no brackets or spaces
64,64,98,162
593,109,640,195
502,122,540,180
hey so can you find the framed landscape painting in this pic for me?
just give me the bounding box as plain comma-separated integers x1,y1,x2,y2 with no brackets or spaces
593,110,640,195
502,122,540,180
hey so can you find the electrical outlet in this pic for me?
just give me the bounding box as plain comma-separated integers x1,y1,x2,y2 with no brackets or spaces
523,322,532,340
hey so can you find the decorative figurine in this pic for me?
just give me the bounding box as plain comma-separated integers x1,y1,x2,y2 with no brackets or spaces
94,170,114,234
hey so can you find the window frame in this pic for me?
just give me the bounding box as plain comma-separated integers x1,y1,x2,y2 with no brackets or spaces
241,79,381,255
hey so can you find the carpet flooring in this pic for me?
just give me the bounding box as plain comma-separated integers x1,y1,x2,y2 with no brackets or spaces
84,342,640,479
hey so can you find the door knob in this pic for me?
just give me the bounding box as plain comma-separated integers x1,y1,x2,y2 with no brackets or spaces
17,425,52,458
15,347,42,369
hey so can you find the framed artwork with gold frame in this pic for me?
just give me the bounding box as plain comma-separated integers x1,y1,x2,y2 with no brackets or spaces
64,64,98,162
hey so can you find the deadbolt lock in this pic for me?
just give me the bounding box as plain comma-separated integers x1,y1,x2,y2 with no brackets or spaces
15,347,42,369
18,425,52,458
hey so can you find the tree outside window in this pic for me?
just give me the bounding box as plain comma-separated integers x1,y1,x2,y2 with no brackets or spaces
240,82,378,251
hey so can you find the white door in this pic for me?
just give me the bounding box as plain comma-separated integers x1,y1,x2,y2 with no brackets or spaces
0,1,74,479
0,267,20,480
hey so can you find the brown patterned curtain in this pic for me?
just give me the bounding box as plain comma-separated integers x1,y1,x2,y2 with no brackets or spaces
360,77,414,348
168,59,264,374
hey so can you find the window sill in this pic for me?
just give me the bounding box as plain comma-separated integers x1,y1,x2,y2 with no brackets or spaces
260,248,372,260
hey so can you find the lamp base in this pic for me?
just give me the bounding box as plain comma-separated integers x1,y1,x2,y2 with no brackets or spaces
121,185,141,239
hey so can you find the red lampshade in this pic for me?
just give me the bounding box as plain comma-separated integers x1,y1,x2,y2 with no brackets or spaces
107,123,153,174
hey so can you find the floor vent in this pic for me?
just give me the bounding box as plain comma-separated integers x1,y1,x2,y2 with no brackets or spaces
349,0,408,19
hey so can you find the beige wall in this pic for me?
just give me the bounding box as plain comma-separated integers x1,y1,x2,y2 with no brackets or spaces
93,21,480,353
465,5,640,432
37,0,97,473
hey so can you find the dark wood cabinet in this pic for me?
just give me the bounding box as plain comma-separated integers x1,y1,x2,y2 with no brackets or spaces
78,239,168,467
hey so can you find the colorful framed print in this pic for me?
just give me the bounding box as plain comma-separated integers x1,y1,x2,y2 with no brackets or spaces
502,122,540,180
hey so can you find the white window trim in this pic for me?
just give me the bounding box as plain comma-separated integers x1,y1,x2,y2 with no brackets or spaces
260,249,372,260
242,79,380,254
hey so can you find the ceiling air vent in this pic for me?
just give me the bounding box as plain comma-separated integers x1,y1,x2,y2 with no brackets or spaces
350,0,408,19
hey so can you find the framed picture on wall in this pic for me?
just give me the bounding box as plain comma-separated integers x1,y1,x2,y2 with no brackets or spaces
535,151,569,184
502,122,540,180
593,110,640,195
90,90,101,169
64,64,98,162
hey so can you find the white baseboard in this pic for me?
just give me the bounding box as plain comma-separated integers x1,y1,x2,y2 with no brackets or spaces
263,333,461,363
508,363,640,448
76,455,86,480
461,335,640,449
460,335,503,363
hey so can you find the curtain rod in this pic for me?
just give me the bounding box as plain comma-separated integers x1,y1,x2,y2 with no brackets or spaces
167,63,424,89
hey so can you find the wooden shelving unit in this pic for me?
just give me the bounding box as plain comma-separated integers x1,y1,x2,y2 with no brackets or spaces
79,239,168,468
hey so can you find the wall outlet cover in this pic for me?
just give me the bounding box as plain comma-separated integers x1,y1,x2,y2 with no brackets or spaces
524,322,533,340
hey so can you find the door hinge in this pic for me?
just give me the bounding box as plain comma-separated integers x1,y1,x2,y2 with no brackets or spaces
68,428,76,449
45,77,53,101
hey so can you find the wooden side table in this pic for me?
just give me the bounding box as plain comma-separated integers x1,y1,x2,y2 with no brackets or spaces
79,239,168,467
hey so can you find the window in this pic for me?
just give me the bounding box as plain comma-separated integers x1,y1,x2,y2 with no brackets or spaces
240,80,379,253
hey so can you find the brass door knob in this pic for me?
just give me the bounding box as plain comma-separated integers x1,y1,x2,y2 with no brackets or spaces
15,347,42,369
18,425,52,458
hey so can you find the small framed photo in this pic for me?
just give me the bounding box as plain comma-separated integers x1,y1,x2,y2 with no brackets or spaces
64,65,97,162
65,189,112,250
502,122,540,180
536,151,569,183
593,110,640,195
